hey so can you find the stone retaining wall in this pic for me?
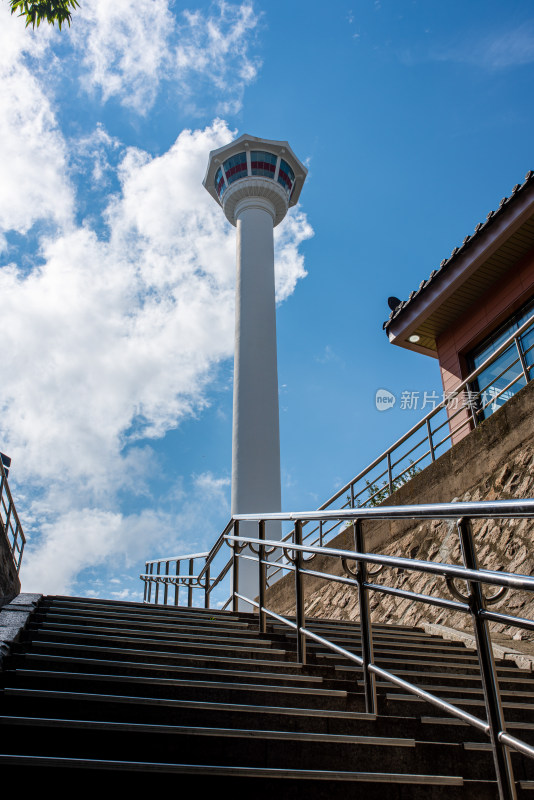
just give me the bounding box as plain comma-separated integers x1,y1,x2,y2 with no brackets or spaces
265,378,534,641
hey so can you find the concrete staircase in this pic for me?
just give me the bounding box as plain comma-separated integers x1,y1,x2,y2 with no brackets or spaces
1,595,534,796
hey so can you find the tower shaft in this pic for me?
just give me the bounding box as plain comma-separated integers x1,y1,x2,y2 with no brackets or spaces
203,134,307,610
232,200,281,517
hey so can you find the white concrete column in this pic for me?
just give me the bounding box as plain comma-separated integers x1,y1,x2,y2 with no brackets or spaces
232,197,281,609
203,135,307,613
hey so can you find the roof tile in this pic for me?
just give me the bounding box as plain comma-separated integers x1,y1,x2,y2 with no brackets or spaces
383,170,534,331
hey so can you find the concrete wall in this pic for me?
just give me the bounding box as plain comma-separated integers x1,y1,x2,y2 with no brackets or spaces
0,519,21,607
266,377,534,640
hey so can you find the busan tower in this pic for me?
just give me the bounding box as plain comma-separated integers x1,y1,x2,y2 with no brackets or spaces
203,135,307,607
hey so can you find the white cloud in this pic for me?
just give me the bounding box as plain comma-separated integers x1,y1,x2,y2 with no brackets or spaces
431,25,534,70
72,0,174,113
2,120,312,595
21,508,174,595
0,0,309,603
72,123,122,187
274,208,314,302
71,0,261,115
193,471,231,502
175,1,262,115
0,5,73,234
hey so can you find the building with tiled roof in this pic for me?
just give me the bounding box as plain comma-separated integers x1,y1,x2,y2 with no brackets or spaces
383,170,534,442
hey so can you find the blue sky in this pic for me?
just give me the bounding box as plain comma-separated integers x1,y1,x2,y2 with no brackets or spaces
1,0,534,605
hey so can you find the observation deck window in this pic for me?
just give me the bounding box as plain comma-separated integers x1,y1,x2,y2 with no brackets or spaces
223,152,248,187
251,151,277,178
277,158,295,197
214,166,225,199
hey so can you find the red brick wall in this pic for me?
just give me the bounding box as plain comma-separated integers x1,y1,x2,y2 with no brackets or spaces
436,247,534,443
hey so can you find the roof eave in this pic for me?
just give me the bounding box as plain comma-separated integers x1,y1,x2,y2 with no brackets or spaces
386,184,534,351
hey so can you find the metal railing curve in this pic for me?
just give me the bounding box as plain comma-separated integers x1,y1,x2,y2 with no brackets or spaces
223,499,534,800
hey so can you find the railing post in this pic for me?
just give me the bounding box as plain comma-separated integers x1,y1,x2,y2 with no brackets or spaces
17,523,24,572
294,519,306,665
164,560,169,605
175,560,180,607
143,562,148,603
147,562,153,603
188,558,194,608
4,500,12,542
204,563,211,609
16,528,24,571
232,520,240,613
155,561,160,604
426,418,436,462
354,519,377,715
468,389,479,428
386,452,394,495
258,520,267,634
457,517,517,800
515,335,531,384
350,483,355,509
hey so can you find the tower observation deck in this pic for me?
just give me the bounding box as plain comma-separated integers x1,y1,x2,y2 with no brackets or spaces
204,134,307,607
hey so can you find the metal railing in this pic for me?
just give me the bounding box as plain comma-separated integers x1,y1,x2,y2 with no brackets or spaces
224,499,534,800
0,456,25,573
141,311,534,605
140,521,235,609
265,311,534,571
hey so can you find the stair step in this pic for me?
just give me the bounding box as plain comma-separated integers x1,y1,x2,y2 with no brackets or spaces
7,668,346,698
2,686,368,720
381,681,534,701
0,753,465,783
29,621,270,646
3,594,533,794
25,629,290,656
18,653,325,684
20,638,305,669
0,715,416,746
33,615,259,639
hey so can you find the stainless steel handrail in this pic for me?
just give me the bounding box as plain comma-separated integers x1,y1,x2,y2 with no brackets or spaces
224,499,534,800
142,550,222,608
141,522,235,608
0,456,25,573
268,310,534,559
142,313,534,605
145,552,209,565
319,311,534,511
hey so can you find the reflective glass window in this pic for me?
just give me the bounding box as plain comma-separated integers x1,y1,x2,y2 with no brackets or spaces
251,151,277,178
468,296,534,420
214,166,225,199
223,152,248,186
277,158,295,196
519,300,534,370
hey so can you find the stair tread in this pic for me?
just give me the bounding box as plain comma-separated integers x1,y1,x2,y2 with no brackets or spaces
27,629,288,653
7,668,347,697
3,594,532,793
24,639,301,667
3,687,369,719
20,653,323,682
30,621,267,645
0,753,465,783
0,715,416,746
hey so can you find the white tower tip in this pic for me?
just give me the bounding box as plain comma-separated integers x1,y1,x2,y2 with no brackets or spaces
203,134,307,227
